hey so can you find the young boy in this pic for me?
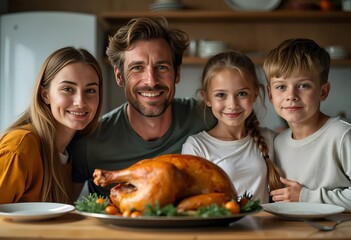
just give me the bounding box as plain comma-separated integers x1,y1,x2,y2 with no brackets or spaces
263,38,351,211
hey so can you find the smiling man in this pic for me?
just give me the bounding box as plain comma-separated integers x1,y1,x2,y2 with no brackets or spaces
116,38,179,141
69,18,215,198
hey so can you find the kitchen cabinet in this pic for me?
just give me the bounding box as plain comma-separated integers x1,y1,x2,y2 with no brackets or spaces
100,10,351,66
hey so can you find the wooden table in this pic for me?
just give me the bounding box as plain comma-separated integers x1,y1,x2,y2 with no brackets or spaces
0,211,350,240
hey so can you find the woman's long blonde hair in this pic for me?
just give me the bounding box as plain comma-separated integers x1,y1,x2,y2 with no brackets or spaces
201,51,283,191
0,47,103,203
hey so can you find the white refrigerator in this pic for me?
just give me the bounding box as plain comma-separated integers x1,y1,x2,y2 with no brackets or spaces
0,11,104,131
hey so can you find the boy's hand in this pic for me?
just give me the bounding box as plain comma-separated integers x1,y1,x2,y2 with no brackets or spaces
270,177,302,202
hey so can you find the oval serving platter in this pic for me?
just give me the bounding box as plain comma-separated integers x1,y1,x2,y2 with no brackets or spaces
76,209,261,228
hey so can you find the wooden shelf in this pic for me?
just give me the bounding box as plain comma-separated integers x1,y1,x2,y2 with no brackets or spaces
100,10,351,67
182,56,264,66
104,56,351,67
183,56,351,66
100,10,351,26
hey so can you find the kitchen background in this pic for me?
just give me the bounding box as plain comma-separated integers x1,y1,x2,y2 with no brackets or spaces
1,0,351,132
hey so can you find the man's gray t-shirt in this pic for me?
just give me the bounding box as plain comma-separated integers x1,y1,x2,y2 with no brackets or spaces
69,98,214,196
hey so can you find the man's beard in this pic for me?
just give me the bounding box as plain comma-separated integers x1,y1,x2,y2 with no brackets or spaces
129,98,171,117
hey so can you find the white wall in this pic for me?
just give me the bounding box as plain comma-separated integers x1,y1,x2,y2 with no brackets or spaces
322,67,351,119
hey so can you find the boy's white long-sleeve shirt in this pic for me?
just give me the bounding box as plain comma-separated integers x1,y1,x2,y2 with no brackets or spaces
274,116,351,211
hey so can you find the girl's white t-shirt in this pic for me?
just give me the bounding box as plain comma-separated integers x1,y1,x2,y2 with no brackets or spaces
182,127,275,203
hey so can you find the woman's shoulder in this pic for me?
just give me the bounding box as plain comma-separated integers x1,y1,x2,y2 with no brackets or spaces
0,126,41,151
0,125,43,174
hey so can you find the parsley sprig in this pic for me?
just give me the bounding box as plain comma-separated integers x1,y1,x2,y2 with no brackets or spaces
240,199,261,213
195,204,231,217
75,193,110,213
143,203,184,216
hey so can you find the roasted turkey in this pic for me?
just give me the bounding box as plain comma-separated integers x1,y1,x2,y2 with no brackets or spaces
93,154,237,213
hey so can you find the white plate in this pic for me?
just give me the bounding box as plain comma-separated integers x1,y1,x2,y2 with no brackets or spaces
225,0,281,11
0,202,75,221
262,202,345,219
76,209,261,228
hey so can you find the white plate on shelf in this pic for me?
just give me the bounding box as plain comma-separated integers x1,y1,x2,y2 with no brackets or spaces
0,202,75,221
262,202,345,219
225,0,281,11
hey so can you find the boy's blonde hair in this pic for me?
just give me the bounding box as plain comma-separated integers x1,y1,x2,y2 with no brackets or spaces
263,38,330,85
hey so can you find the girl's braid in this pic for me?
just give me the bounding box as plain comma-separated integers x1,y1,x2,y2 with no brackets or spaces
245,112,283,190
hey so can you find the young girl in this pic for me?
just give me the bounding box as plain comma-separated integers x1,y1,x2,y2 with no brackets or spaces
0,47,103,204
182,51,282,203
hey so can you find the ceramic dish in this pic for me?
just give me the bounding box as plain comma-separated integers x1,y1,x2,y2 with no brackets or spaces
225,0,281,11
76,209,261,228
325,45,349,59
261,202,345,219
150,2,184,11
197,40,230,58
0,202,75,221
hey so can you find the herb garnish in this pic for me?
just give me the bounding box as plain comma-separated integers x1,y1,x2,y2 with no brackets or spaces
75,193,110,213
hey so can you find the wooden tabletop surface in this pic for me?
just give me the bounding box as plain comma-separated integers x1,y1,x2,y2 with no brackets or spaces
1,211,351,240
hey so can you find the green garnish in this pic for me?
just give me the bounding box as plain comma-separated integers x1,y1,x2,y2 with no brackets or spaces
75,193,110,213
240,199,261,213
195,203,231,217
143,203,183,216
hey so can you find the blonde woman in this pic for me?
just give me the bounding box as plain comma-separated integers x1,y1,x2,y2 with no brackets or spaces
0,47,103,204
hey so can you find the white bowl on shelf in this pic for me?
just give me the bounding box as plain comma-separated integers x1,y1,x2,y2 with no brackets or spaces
325,46,349,59
224,0,281,11
150,0,184,11
198,44,230,57
342,0,351,11
197,40,230,58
